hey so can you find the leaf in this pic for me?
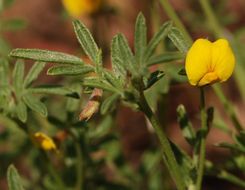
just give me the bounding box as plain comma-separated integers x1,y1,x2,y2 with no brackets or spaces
7,165,25,190
111,35,127,79
170,141,196,186
13,59,25,98
100,93,120,115
145,70,165,89
27,86,80,98
47,65,94,76
103,69,123,89
135,12,147,65
178,68,186,76
23,94,47,117
88,115,114,139
0,37,11,56
168,27,191,53
116,34,135,73
10,49,84,65
16,101,27,122
177,104,196,146
83,78,119,93
144,21,172,61
24,62,46,87
0,19,26,31
0,58,9,86
216,142,245,153
147,52,184,66
73,20,99,63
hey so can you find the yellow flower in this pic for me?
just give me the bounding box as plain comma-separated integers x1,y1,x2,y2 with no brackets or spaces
32,132,57,152
185,38,235,86
62,0,102,18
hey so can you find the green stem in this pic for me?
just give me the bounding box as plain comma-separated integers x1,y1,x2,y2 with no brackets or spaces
159,0,192,44
75,140,84,190
212,84,243,132
196,87,207,190
218,170,245,188
199,0,223,37
139,92,185,190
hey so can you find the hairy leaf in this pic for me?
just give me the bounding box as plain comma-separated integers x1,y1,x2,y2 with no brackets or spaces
7,165,25,190
28,86,79,98
135,12,147,66
13,59,24,98
73,20,99,64
10,49,84,65
144,21,172,61
168,27,191,53
24,62,46,87
100,93,120,115
23,94,47,117
47,65,94,76
16,101,27,122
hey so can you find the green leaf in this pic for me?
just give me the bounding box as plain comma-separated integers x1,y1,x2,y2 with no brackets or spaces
135,12,147,65
13,59,25,98
27,86,80,98
73,20,99,63
100,93,120,115
0,58,9,86
23,94,47,117
178,68,186,76
10,49,84,65
144,21,172,61
24,62,46,87
168,27,191,53
147,52,184,66
7,165,25,190
103,69,123,89
177,104,196,146
83,78,119,93
88,115,114,139
117,34,135,71
111,35,127,79
0,19,27,31
170,142,196,186
216,142,245,153
47,65,94,76
16,101,27,122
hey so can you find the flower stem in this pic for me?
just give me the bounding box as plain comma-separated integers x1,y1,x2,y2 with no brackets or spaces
159,0,192,44
196,87,208,190
212,84,243,132
139,92,185,190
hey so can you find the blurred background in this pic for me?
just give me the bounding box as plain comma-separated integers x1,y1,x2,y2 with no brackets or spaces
0,0,245,189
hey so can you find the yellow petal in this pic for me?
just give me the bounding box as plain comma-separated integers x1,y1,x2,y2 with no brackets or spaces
211,39,235,82
33,132,57,151
185,39,212,86
62,0,102,18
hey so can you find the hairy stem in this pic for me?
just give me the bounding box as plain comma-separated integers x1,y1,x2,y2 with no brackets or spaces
139,92,185,190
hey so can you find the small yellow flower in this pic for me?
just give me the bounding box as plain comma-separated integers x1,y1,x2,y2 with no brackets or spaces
185,38,235,86
62,0,102,18
32,132,57,152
